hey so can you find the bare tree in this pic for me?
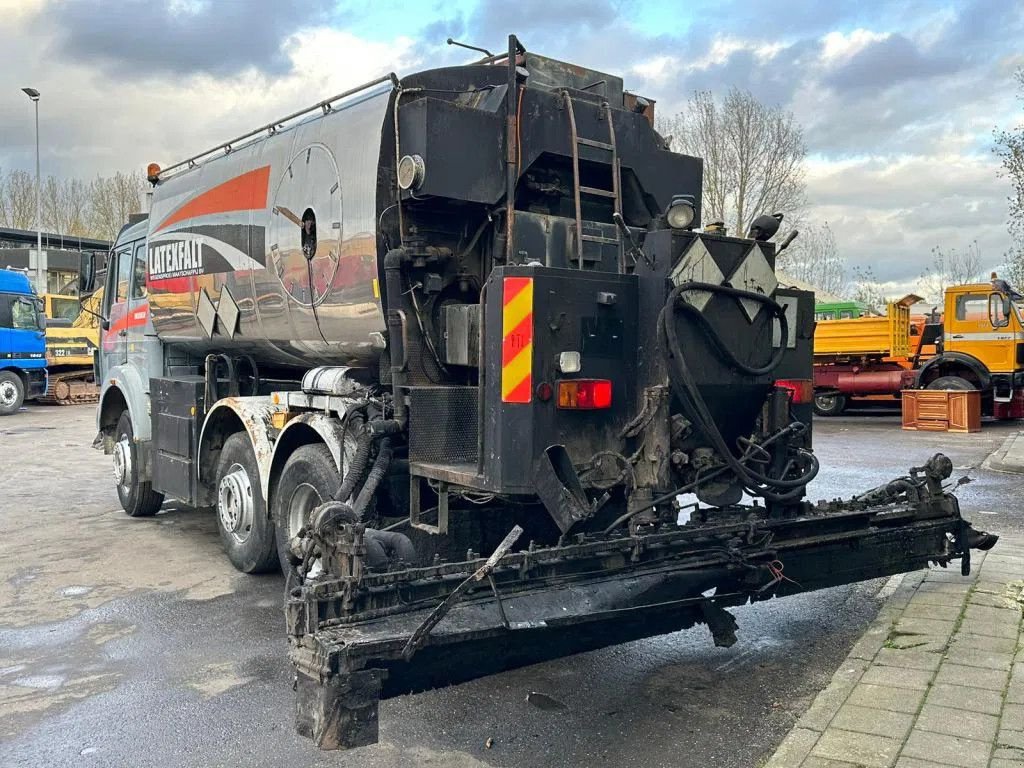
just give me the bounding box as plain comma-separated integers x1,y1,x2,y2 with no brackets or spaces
995,67,1024,287
42,176,91,238
88,171,145,241
659,88,807,236
849,265,890,312
918,241,983,303
1,169,38,229
775,221,846,296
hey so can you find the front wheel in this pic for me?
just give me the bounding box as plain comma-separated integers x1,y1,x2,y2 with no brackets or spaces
114,411,165,517
0,371,25,416
926,375,975,391
813,392,847,417
214,432,277,573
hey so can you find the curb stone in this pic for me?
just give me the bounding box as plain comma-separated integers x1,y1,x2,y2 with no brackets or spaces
763,539,1024,768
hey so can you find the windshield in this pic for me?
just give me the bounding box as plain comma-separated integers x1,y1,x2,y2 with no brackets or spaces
11,296,45,331
50,296,79,322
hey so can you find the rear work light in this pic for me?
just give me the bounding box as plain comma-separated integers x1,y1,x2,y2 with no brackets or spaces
775,378,813,404
557,379,612,409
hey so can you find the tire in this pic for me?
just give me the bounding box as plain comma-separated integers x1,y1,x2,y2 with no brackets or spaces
114,411,164,517
214,432,277,574
0,371,24,416
813,392,847,417
272,443,340,573
926,375,975,391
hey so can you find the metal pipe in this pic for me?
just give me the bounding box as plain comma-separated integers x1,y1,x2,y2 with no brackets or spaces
503,34,520,262
157,73,400,180
383,248,409,427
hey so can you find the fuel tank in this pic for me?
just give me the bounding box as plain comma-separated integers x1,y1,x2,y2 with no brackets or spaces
146,85,393,368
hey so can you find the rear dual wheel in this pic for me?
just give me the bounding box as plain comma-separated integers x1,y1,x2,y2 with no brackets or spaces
813,392,847,417
214,432,278,574
272,444,340,572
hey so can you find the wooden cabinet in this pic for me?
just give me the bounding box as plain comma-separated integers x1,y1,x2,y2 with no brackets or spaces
902,390,981,433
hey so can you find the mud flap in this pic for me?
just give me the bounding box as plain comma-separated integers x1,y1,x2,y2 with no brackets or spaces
533,444,598,534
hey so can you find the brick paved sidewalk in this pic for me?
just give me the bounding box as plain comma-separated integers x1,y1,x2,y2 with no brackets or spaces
764,537,1024,768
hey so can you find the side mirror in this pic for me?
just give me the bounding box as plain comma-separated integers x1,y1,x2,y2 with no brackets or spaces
79,251,97,296
989,293,1010,328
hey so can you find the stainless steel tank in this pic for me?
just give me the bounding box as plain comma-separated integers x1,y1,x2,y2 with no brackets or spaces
147,85,393,368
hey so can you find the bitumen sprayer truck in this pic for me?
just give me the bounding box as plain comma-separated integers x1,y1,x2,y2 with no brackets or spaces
81,37,998,749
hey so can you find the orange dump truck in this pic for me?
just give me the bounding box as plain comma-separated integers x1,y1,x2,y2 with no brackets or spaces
812,296,920,416
814,285,1024,418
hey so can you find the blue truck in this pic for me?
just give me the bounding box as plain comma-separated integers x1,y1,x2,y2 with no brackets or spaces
0,269,47,415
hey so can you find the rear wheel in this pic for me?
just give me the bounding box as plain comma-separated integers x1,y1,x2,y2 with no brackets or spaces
215,432,277,573
273,443,340,572
0,372,24,416
114,411,164,517
813,392,847,417
926,375,975,391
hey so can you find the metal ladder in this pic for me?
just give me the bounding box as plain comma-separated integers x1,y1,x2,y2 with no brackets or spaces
561,91,622,270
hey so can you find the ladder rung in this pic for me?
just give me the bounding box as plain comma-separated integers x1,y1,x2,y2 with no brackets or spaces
579,186,617,198
577,138,614,151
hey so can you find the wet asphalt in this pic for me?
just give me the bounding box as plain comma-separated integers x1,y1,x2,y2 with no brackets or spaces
0,404,1020,768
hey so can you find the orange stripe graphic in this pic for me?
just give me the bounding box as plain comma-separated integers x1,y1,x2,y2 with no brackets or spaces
154,165,271,234
501,277,533,403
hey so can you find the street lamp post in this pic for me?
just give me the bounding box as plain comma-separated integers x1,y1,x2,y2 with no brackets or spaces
21,87,42,294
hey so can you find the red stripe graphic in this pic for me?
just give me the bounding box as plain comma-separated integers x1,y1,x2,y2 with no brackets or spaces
154,166,271,234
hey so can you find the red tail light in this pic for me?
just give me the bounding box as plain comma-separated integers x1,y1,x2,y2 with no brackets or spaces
557,379,612,409
776,378,813,404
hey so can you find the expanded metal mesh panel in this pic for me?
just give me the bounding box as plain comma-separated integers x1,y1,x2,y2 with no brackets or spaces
409,386,479,464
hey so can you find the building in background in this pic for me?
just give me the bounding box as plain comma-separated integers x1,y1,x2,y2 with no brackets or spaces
0,227,110,294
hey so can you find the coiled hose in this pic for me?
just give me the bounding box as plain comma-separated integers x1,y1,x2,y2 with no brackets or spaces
658,281,819,503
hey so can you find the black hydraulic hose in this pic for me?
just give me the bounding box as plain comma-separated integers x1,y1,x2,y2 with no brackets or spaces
352,439,393,520
658,286,819,502
601,422,804,534
333,429,373,502
364,529,418,568
668,281,788,376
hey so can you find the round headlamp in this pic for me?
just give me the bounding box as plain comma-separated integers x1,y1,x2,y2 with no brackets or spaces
666,196,696,230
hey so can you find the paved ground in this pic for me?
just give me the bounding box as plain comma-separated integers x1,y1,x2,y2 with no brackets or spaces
764,538,1024,768
0,404,1021,767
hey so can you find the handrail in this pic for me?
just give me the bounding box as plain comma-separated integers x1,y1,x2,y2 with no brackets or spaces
155,72,401,181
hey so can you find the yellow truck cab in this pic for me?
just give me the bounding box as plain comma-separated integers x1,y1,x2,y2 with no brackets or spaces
917,283,1024,417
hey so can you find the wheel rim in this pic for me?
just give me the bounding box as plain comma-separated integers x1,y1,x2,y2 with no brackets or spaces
0,381,18,407
218,463,255,545
287,482,324,541
113,436,132,491
816,395,838,411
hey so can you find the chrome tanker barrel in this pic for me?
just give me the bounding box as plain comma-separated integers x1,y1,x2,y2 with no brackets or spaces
146,80,394,369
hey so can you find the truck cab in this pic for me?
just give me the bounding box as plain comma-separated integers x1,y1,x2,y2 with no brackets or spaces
917,282,1024,417
0,269,47,415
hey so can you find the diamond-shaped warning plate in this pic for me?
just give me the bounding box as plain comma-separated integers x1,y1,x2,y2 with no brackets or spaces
196,288,218,339
217,285,240,340
670,238,725,311
730,245,778,322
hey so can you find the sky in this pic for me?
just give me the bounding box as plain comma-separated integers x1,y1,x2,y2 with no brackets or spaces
0,0,1021,296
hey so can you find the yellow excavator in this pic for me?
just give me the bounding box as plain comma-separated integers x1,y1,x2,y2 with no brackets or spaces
40,289,102,405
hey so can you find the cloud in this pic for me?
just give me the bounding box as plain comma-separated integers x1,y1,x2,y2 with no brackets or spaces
45,0,336,77
823,34,959,91
0,0,1020,295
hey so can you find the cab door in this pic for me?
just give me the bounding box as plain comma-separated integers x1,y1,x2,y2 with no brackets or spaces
945,290,1014,373
100,244,133,375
